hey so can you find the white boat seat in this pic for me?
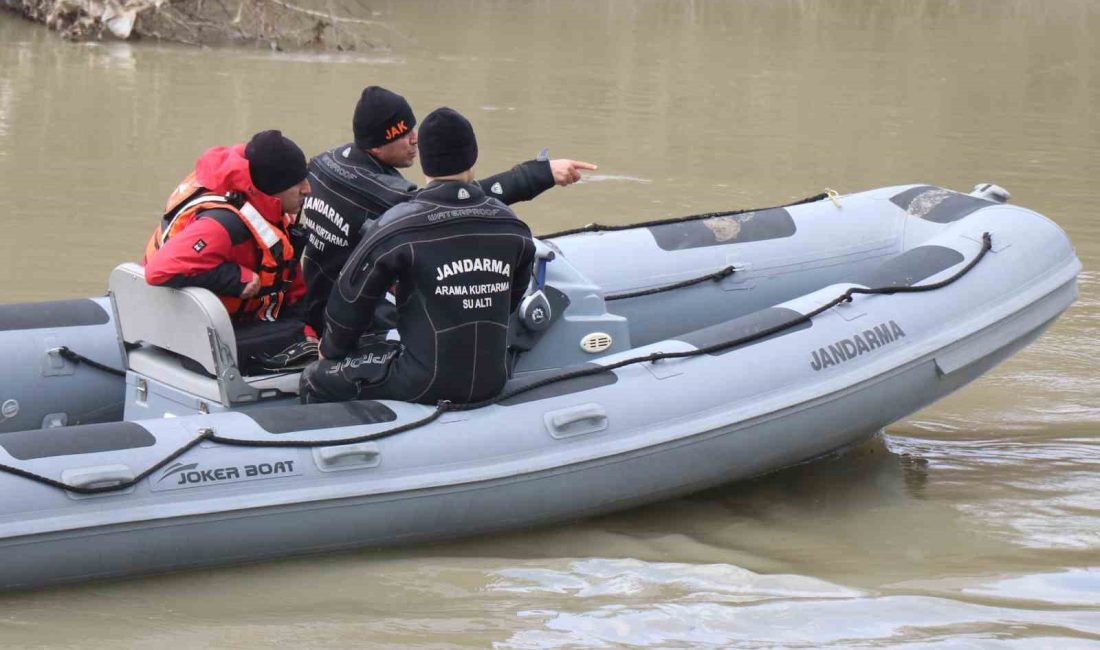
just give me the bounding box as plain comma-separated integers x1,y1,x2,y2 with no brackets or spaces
108,263,300,405
125,346,300,404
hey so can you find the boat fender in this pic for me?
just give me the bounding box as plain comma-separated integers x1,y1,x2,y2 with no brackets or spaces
969,183,1010,203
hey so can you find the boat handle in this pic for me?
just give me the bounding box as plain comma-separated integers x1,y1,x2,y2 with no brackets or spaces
317,442,381,467
61,464,135,490
545,403,609,439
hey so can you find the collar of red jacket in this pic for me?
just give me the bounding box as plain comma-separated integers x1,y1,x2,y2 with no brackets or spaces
194,143,285,224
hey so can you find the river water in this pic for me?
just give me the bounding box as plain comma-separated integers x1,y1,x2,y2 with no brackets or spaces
0,1,1097,647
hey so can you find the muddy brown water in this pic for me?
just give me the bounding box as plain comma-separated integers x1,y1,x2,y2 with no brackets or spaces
0,1,1097,647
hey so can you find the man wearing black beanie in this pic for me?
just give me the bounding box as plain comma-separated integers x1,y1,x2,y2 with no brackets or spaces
297,85,597,334
144,130,318,374
300,107,537,406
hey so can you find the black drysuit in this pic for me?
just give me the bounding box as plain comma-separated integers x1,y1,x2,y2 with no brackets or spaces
298,144,554,332
300,181,536,405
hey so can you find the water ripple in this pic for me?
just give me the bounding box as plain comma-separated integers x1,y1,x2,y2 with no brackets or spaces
965,569,1100,606
491,558,861,602
0,78,10,139
498,592,1100,649
887,435,1100,550
491,560,1100,647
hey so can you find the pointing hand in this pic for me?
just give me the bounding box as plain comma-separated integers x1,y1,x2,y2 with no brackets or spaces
550,159,598,186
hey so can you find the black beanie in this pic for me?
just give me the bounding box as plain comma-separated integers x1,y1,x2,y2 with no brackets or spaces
418,107,478,178
353,86,416,150
245,130,308,196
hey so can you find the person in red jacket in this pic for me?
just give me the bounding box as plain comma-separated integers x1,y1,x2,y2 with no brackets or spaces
143,130,317,374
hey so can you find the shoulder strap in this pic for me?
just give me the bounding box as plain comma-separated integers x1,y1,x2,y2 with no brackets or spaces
200,208,253,246
164,171,207,216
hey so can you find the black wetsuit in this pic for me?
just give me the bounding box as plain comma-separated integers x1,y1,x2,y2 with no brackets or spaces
298,144,555,332
300,180,536,405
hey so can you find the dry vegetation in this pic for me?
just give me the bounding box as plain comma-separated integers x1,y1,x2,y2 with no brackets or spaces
2,0,397,50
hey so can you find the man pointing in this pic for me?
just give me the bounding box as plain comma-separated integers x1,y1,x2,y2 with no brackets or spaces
298,85,596,332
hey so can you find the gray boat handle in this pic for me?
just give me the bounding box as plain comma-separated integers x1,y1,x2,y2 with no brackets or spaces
317,442,381,466
61,464,135,489
545,403,609,438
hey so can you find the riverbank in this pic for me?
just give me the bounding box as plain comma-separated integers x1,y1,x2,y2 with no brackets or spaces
0,0,388,49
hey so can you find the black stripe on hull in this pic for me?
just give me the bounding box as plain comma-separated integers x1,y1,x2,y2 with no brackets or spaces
891,186,993,223
249,400,398,434
648,208,796,251
0,422,155,460
0,299,110,332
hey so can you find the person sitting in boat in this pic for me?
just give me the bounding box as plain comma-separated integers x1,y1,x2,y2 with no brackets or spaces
143,130,318,374
300,107,536,405
297,85,596,334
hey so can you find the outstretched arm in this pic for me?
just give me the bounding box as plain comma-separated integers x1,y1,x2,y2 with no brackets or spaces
478,157,598,205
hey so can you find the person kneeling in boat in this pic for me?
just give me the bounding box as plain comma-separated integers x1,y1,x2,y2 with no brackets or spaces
143,130,318,374
300,107,536,405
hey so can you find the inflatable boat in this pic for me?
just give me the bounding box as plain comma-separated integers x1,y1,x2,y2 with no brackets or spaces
0,183,1081,590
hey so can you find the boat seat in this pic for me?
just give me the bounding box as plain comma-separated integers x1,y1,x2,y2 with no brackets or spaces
108,263,300,406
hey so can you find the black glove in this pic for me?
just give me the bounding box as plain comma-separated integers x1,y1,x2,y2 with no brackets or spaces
251,339,320,372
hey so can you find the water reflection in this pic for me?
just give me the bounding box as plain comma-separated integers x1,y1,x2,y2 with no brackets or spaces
491,558,863,601
890,431,1099,558
0,77,10,140
81,41,137,74
965,569,1100,607
499,589,1100,649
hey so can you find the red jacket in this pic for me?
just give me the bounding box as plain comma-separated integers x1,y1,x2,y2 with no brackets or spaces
144,144,306,320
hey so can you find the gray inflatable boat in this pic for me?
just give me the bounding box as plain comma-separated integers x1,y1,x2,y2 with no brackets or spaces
0,183,1081,590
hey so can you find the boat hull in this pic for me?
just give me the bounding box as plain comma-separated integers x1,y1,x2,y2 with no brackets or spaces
0,183,1082,589
0,297,125,433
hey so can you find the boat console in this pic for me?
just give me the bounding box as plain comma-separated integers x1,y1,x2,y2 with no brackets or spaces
509,239,631,373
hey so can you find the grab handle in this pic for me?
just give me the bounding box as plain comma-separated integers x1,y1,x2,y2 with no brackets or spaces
314,442,382,471
544,403,609,439
61,464,135,490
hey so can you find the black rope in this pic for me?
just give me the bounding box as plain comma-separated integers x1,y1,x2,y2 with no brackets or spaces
1,233,992,495
605,266,736,301
205,401,456,449
537,192,829,239
0,431,209,496
451,232,994,410
55,346,126,378
3,405,459,495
